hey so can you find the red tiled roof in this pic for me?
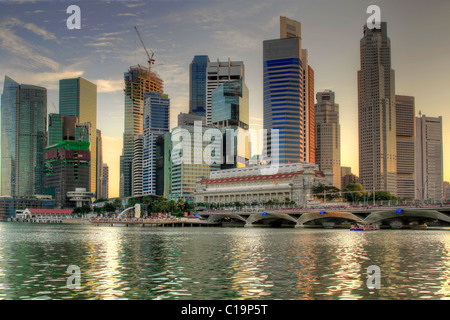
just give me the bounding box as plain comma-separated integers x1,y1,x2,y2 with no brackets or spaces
26,208,73,214
202,170,326,185
202,172,304,185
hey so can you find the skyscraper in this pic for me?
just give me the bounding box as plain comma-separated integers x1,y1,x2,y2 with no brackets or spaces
120,65,163,197
47,114,90,146
315,90,341,189
96,129,103,199
1,76,47,197
44,141,91,208
189,55,210,117
206,59,244,126
59,77,98,195
396,95,416,199
302,49,315,163
211,79,250,169
132,134,143,196
358,22,397,196
416,113,443,202
101,163,109,199
263,16,315,164
211,79,249,129
120,65,164,197
142,92,170,196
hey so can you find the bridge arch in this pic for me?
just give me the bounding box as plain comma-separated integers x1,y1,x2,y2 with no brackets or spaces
296,211,363,226
364,209,450,224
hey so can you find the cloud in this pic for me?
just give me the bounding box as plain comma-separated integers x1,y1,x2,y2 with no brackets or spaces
95,79,124,93
117,13,138,17
123,2,146,8
0,28,60,71
2,17,59,42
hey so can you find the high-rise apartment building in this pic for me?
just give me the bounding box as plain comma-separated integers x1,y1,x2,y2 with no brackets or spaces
59,77,98,195
263,16,314,164
206,59,244,126
1,76,47,197
358,22,397,195
120,65,164,197
101,163,109,199
189,55,210,117
315,90,340,189
416,113,443,201
142,92,170,196
396,95,416,199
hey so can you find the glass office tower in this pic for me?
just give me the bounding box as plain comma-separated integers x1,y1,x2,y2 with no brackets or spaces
1,76,47,197
263,17,304,164
189,55,209,117
142,92,170,196
59,77,98,195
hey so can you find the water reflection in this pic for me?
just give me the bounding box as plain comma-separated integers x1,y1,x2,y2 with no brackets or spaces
1,223,450,299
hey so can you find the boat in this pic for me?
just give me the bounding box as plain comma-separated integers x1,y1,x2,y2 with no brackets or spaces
350,223,379,231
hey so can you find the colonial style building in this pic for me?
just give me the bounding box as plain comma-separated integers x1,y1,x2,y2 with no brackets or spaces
194,162,332,206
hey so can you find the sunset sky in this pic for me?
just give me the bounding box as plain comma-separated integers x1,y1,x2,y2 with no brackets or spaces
1,0,450,198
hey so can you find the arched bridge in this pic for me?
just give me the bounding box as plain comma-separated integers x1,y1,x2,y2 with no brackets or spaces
200,210,363,228
199,207,450,228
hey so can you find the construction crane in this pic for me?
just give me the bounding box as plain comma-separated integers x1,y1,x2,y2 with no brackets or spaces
134,26,155,75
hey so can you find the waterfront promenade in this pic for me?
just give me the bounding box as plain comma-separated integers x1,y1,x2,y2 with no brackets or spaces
90,217,220,227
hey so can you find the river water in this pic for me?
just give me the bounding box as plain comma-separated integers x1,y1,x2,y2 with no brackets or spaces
1,222,450,300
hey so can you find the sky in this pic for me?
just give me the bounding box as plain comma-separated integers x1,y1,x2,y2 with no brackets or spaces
1,0,450,198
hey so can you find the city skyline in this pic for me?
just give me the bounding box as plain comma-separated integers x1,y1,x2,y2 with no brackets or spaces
1,0,450,198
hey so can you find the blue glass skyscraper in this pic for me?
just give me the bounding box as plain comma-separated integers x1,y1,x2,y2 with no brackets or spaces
189,55,209,117
263,17,305,164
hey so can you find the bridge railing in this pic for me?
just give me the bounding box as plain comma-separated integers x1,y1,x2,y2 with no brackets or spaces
198,202,450,215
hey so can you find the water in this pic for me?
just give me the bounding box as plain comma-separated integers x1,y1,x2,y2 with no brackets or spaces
1,222,450,300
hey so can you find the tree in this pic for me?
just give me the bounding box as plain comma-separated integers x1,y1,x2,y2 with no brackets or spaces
94,198,108,204
103,203,116,215
177,198,186,212
368,191,397,201
73,204,91,215
113,198,122,211
313,184,341,201
168,199,177,213
342,183,364,203
128,197,137,208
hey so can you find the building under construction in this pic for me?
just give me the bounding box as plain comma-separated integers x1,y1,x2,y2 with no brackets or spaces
120,65,164,197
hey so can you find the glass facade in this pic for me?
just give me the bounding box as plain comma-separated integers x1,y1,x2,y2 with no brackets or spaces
121,65,164,197
263,51,303,163
142,92,170,196
59,77,97,195
189,55,209,117
1,76,19,197
1,76,47,197
211,79,249,128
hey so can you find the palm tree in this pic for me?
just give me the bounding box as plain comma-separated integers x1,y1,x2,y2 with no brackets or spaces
168,199,177,213
161,200,169,213
177,198,186,212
